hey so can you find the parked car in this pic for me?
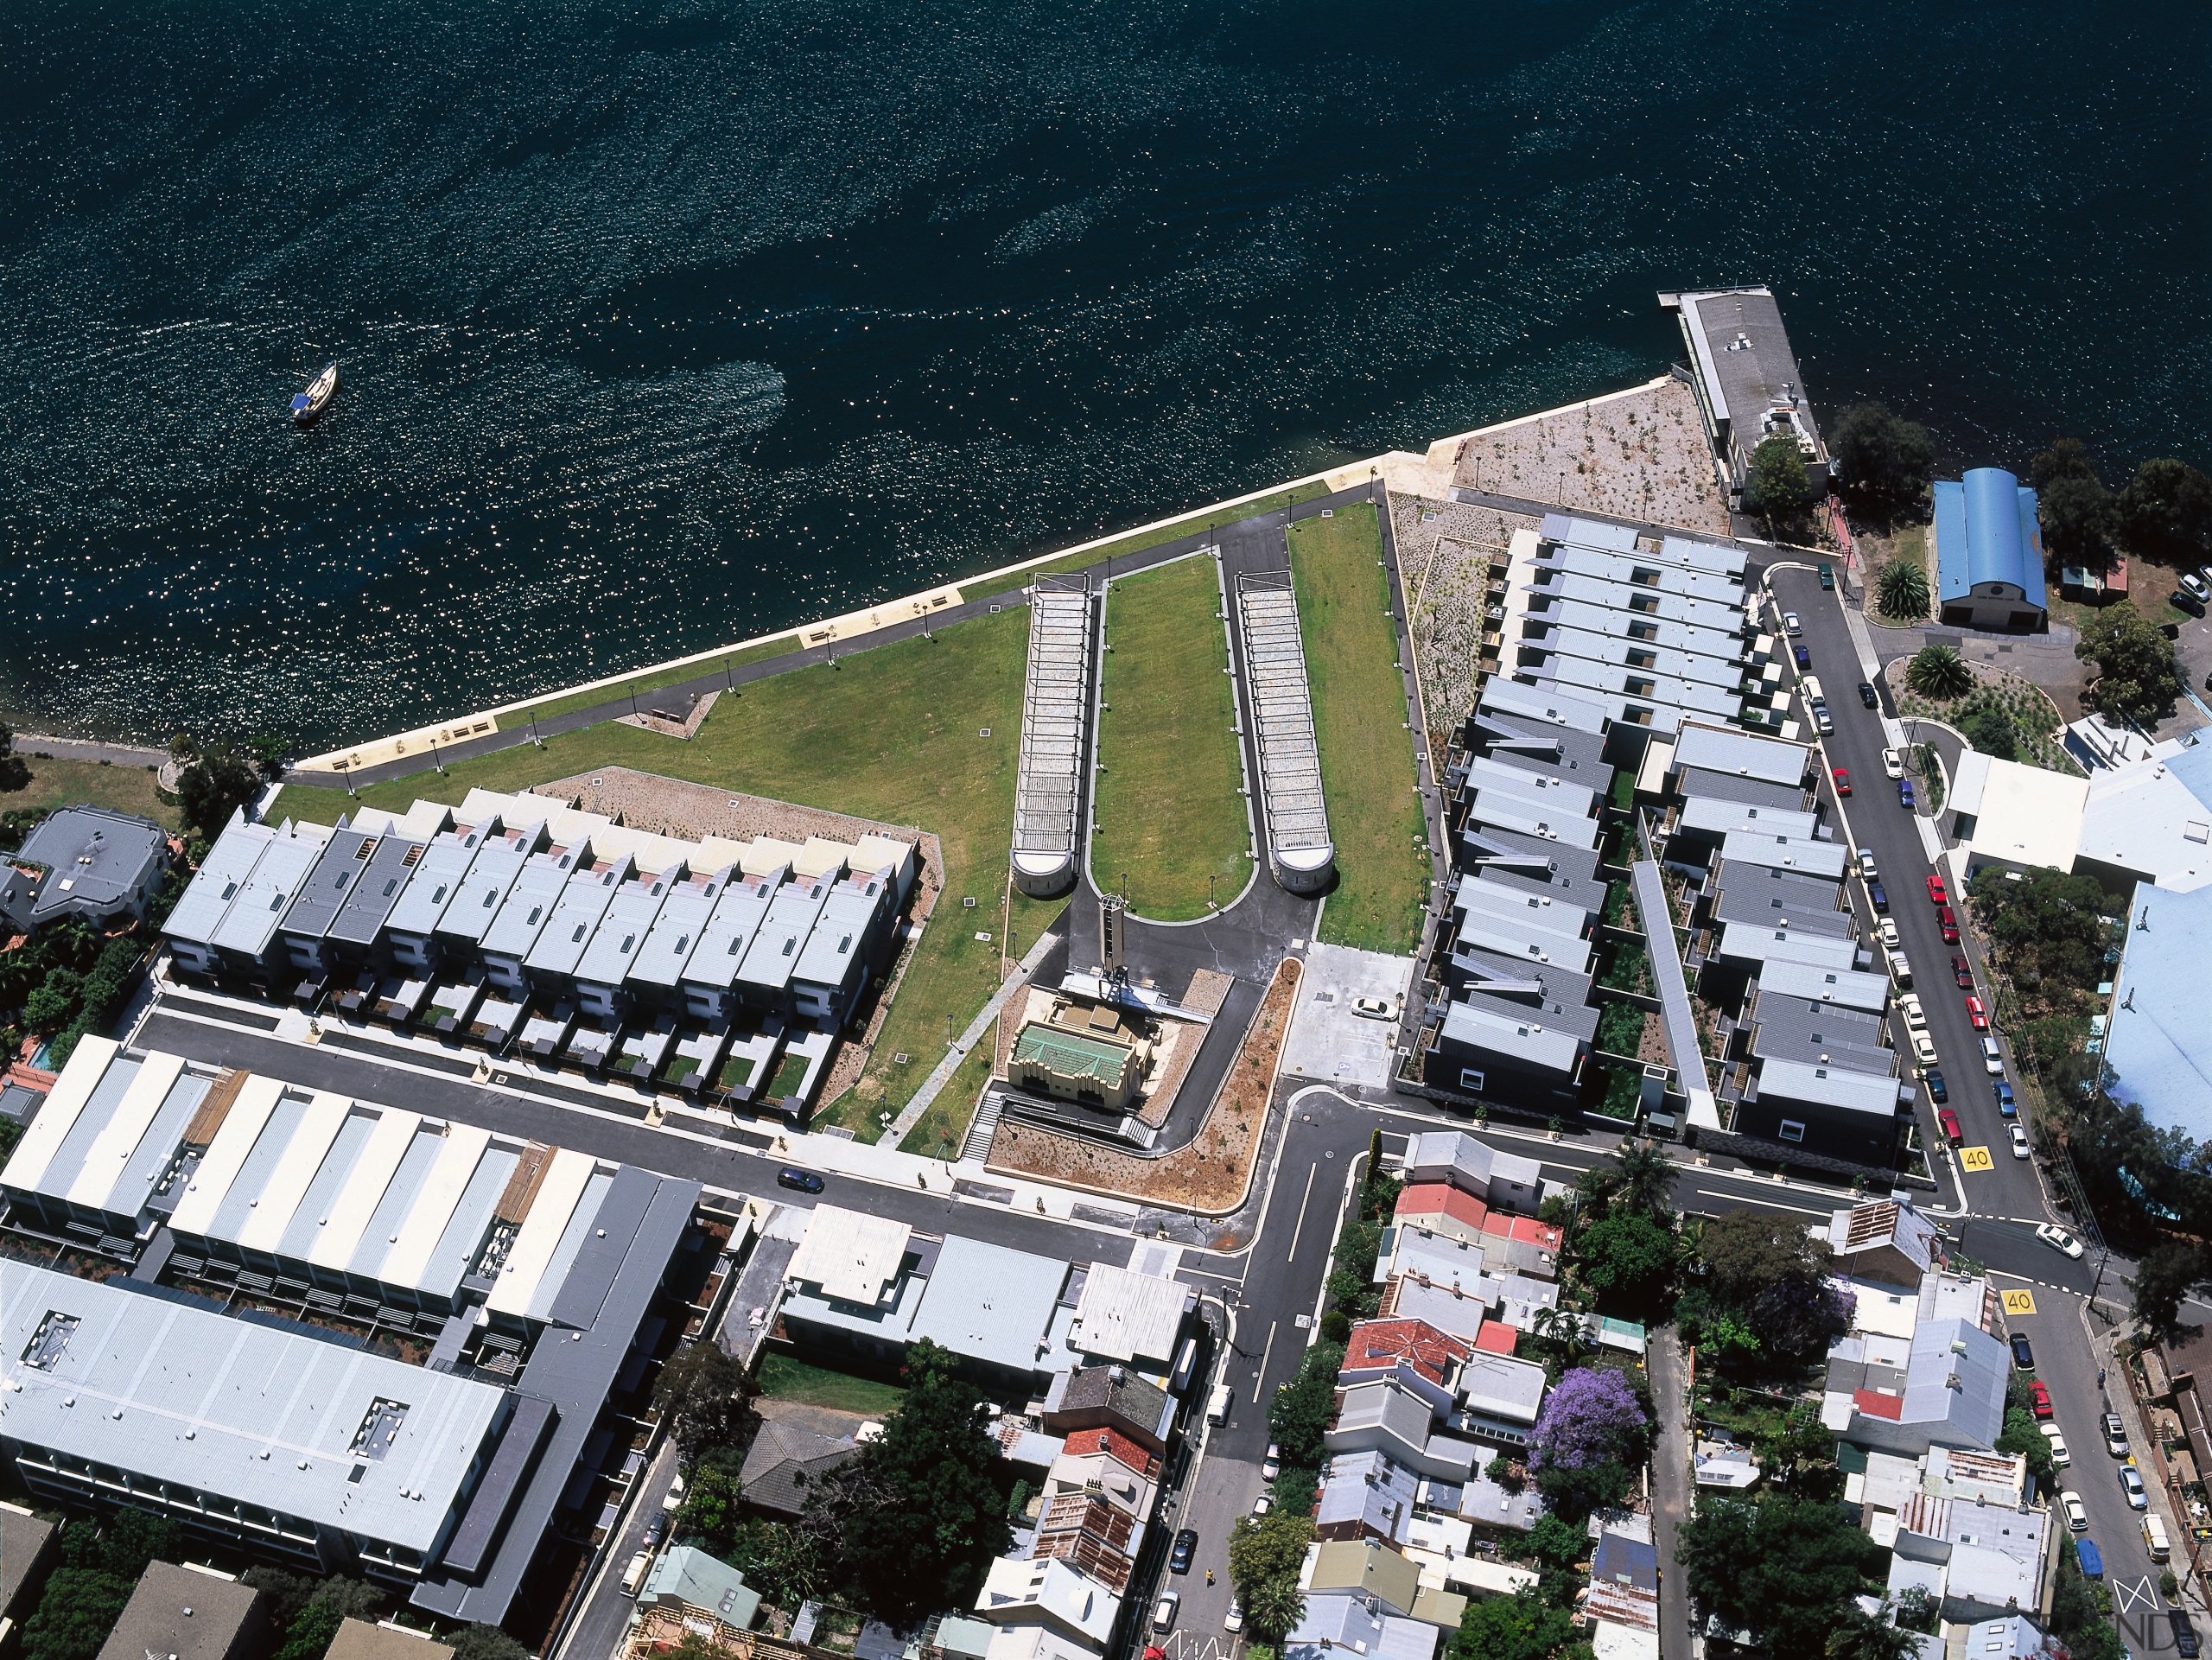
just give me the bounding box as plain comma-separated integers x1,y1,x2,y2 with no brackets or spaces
663,1472,687,1512
1820,563,1835,590
1796,644,1811,670
1154,1593,1180,1632
2171,1607,2202,1660
640,1517,664,1549
2183,573,2211,606
1981,1035,2005,1073
1899,778,1916,809
777,1167,826,1193
2120,1465,2149,1510
1783,611,1802,636
1913,1031,1941,1068
2105,1413,2130,1456
2036,1223,2085,1259
2031,1380,2054,1420
1858,848,1878,879
2008,1123,2031,1159
1224,1604,1245,1636
1858,681,1879,709
1170,1530,1198,1574
2061,1491,2089,1531
2043,1424,2071,1467
2010,1332,2035,1371
1952,953,1974,988
1832,765,1851,796
1938,1108,1962,1144
623,1552,652,1597
1815,706,1835,735
1925,1067,1948,1103
1926,875,1948,905
1351,996,1392,1021
1869,880,1889,912
1993,1079,2018,1116
1262,1443,1281,1479
1251,1494,1274,1516
1883,747,1908,779
1938,905,1959,942
1878,916,1900,947
1889,949,1913,986
1965,995,1989,1030
1899,993,1928,1029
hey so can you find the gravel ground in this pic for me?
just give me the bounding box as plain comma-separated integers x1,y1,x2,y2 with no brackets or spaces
1447,377,1730,534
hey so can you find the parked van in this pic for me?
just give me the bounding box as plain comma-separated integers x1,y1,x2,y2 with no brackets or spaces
1888,950,1912,987
1207,1382,1234,1425
622,1552,652,1598
1172,1336,1199,1396
1802,675,1826,708
2145,1513,2171,1561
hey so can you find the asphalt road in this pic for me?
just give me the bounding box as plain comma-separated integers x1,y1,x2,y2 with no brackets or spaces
1764,563,2050,1226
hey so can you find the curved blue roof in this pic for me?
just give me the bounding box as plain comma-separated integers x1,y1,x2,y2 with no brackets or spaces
1934,468,2047,609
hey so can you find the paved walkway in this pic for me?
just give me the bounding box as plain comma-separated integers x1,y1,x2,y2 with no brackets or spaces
13,732,168,768
1649,1326,1694,1660
885,925,1063,1146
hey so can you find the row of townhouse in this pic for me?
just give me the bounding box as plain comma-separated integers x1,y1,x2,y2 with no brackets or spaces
163,790,916,1094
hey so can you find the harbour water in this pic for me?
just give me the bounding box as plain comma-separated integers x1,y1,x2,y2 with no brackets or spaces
3,0,2207,748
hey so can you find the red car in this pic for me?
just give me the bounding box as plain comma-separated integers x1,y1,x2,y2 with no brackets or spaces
1926,875,1948,905
1832,766,1852,797
1952,954,1974,989
2031,1380,2054,1420
1965,995,1989,1030
1938,1108,1963,1144
1938,905,1960,944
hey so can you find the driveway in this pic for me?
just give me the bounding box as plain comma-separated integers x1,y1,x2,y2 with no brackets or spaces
1278,943,1414,1091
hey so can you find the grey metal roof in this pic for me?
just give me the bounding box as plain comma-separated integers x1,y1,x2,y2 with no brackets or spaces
1476,679,1609,735
575,871,676,987
0,1261,506,1556
792,877,883,989
434,832,537,948
1675,766,1805,812
1437,999,1583,1074
523,860,629,976
1756,959,1892,1012
1672,287,1826,462
741,876,831,995
1237,575,1333,865
1671,722,1808,787
11,808,167,926
1013,580,1092,884
909,1233,1070,1375
385,831,488,939
1678,795,1821,843
1457,825,1602,892
328,833,436,948
1755,1056,1901,1118
480,851,582,959
279,828,379,942
626,868,731,993
1748,996,1893,1077
1713,876,1853,938
163,821,276,947
683,870,781,993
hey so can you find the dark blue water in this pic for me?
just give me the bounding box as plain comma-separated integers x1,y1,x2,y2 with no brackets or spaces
4,0,2208,748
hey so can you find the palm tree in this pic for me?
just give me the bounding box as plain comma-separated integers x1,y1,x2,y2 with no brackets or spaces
1826,1605,1921,1660
1243,1578,1306,1645
1611,1139,1676,1221
1905,644,1973,699
1877,557,1930,622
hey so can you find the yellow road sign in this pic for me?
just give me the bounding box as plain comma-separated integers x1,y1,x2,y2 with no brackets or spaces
1960,1146,1995,1171
2001,1288,2037,1316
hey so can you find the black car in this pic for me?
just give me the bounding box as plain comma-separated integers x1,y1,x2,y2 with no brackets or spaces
2009,1332,2035,1371
2173,1607,2202,1660
1869,880,1889,912
1169,1529,1198,1574
1858,681,1878,709
1925,1068,1948,1103
776,1167,826,1194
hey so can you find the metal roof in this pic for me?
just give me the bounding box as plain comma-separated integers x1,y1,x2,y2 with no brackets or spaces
279,828,380,942
522,861,628,976
626,869,730,992
1071,1261,1189,1364
574,871,674,986
162,822,276,946
682,870,780,993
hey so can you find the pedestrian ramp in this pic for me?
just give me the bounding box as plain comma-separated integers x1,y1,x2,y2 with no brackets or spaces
1012,576,1095,897
1236,574,1334,894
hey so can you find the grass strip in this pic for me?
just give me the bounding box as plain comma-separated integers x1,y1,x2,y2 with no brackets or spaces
1092,556,1252,921
2,755,179,831
1287,502,1427,955
754,1352,906,1415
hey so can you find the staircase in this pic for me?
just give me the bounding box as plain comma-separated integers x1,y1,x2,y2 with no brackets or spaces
960,1090,1004,1164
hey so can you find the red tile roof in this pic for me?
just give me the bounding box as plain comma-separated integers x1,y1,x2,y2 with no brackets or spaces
1853,1389,1904,1421
1481,1212,1563,1250
1340,1318,1471,1385
1472,1320,1519,1355
1395,1182,1491,1231
1061,1426,1160,1478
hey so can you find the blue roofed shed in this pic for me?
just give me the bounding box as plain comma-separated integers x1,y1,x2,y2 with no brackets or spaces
1933,468,2046,631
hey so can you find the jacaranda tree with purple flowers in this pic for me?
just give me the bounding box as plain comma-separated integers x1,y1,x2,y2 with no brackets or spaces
1525,1366,1652,1518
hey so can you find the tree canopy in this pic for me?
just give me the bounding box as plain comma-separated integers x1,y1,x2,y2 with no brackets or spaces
1875,557,1929,623
2075,605,2186,724
1830,403,1938,510
1677,1495,1886,1655
1962,704,2018,761
1447,1587,1582,1660
2118,457,2212,565
1747,434,1810,516
2132,1241,2205,1338
175,747,265,841
1228,1509,1315,1644
21,1511,186,1660
1268,1340,1345,1468
1574,1212,1675,1307
1904,644,1972,699
652,1339,754,1461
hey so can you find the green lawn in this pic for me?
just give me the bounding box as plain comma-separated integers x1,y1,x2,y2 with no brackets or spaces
501,632,799,727
899,1036,996,1160
1017,480,1336,583
270,607,1033,1123
755,1353,906,1415
2,755,180,832
1092,555,1253,921
1287,503,1427,955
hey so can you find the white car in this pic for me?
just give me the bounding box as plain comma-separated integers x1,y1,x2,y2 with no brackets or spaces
1262,1442,1281,1479
1783,611,1802,636
662,1472,686,1511
1859,849,1878,879
1154,1593,1180,1633
1883,747,1908,780
2062,1490,2089,1532
1224,1603,1245,1634
1351,996,1393,1021
1913,1031,1940,1067
1251,1493,1274,1516
1878,916,1900,948
2009,1123,2031,1160
2036,1224,2085,1260
1899,994,1927,1030
2183,574,2212,606
1981,1036,2005,1075
2042,1424,2072,1467
2120,1465,2149,1510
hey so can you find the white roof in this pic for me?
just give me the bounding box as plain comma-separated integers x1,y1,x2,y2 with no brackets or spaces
0,1036,123,1192
1072,1262,1188,1364
162,821,276,945
1951,751,2088,872
1671,721,1808,786
1756,1057,1901,1119
788,1204,913,1306
2075,745,2212,893
1757,959,1891,1012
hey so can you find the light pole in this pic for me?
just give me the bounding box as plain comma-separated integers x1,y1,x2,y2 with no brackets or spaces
1208,874,1218,911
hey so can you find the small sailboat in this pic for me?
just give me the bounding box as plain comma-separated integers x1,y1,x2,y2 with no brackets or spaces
292,360,339,424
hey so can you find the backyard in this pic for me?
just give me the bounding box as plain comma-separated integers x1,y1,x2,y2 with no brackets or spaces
1,754,180,832
269,606,1059,1131
755,1352,906,1415
1287,502,1428,955
1090,554,1253,921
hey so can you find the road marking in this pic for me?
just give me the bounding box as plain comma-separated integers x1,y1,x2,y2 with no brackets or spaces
1960,1146,1995,1171
1253,1320,1279,1404
1285,1162,1319,1263
2001,1288,2037,1315
1692,1187,1832,1218
2113,1575,2159,1616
